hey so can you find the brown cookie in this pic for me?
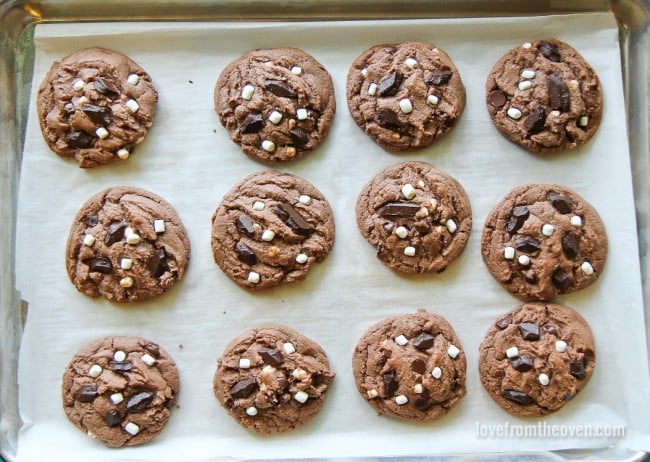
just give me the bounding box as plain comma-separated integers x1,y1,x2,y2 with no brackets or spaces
66,186,191,303
486,39,602,154
61,336,179,447
37,47,158,168
356,161,471,274
213,325,335,434
479,303,596,417
346,41,466,151
214,48,336,163
211,170,335,290
481,184,607,301
352,310,467,422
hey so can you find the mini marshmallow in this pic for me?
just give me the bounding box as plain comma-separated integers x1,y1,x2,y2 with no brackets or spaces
447,345,460,359
368,83,378,96
252,201,265,211
401,183,416,199
296,253,308,264
262,365,276,374
124,422,140,436
361,68,368,77
522,42,532,49
405,57,418,69
96,127,109,139
113,350,127,362
581,261,594,275
261,229,276,242
571,215,583,228
153,219,165,234
399,98,413,114
88,364,102,378
239,358,251,369
248,272,261,284
283,342,296,354
296,108,308,120
246,406,258,416
367,389,378,399
555,340,568,353
127,74,140,85
299,194,312,205
141,354,156,366
291,66,303,75
395,395,408,405
432,367,442,379
261,140,276,152
292,369,308,380
241,84,255,100
294,391,309,404
446,219,457,233
268,110,282,124
404,246,416,257
413,384,424,394
518,255,531,266
521,69,536,79
518,80,532,91
538,373,550,386
120,277,134,288
506,346,519,359
125,99,140,113
507,107,522,120
427,94,440,106
77,96,89,105
541,224,555,236
578,116,589,127
110,393,124,404
395,334,408,346
503,246,515,260
117,148,130,160
126,233,140,245
73,80,84,91
83,234,96,247
395,226,409,239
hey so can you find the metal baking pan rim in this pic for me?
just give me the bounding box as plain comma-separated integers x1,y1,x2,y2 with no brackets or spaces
0,0,647,460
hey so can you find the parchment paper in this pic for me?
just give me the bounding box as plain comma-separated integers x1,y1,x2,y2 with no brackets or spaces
14,13,650,461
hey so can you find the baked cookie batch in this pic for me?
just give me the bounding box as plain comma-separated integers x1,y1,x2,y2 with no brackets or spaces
40,40,607,446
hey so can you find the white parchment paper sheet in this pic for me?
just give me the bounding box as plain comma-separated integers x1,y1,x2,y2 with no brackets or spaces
15,13,650,461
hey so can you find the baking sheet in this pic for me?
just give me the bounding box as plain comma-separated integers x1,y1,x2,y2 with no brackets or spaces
14,13,650,461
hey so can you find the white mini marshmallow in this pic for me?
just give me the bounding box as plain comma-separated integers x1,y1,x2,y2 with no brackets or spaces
261,229,276,242
127,74,140,85
518,80,532,91
294,391,309,404
401,183,416,199
541,224,555,236
518,255,531,266
361,68,368,77
549,110,560,117
141,354,156,366
571,215,583,228
395,226,409,239
395,395,408,405
293,369,308,380
395,334,408,346
446,219,457,233
506,346,519,359
522,42,532,49
521,69,536,79
83,234,96,247
96,127,109,139
77,96,89,105
291,66,303,76
88,364,103,378
581,261,594,275
73,80,85,91
405,57,418,69
427,94,439,106
417,180,426,188
296,253,308,264
507,107,522,120
248,272,261,284
120,277,134,288
268,110,283,124
246,406,258,416
252,201,265,211
367,389,378,399
124,422,140,436
399,98,413,114
153,219,166,234
555,340,568,353
113,350,126,362
414,384,424,394
504,246,515,260
578,116,589,127
126,233,140,245
404,246,416,257
239,358,251,369
110,393,124,404
299,194,312,205
296,108,308,120
283,342,296,354
125,99,140,113
432,367,442,379
538,373,550,386
262,365,276,374
447,345,460,359
261,140,276,152
241,84,255,100
117,148,130,160
368,83,378,96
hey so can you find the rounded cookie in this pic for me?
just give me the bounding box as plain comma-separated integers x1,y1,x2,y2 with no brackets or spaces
66,186,190,303
215,48,336,163
481,184,607,301
479,303,596,417
356,161,471,274
37,47,158,168
211,170,335,290
347,41,466,151
352,310,466,422
213,325,335,434
62,336,179,447
486,39,602,154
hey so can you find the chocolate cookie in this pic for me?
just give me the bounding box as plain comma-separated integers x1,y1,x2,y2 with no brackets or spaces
486,39,602,154
346,41,466,151
37,47,158,168
481,184,607,301
352,310,466,421
211,170,335,290
62,336,179,447
66,186,190,303
479,302,596,417
213,325,335,434
356,161,471,274
214,48,336,163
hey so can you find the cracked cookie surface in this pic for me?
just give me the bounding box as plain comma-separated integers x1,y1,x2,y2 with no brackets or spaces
479,303,595,417
62,336,179,447
213,325,335,433
66,186,190,303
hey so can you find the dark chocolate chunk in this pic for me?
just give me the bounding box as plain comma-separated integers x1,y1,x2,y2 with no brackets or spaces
427,69,453,86
63,102,75,114
82,104,112,126
552,267,572,291
104,222,126,246
290,127,309,147
412,332,435,350
126,391,154,413
377,72,403,97
312,373,325,387
547,192,572,214
273,203,313,236
236,214,256,237
506,206,529,234
515,235,541,254
377,108,402,131
510,355,534,372
488,90,507,108
258,347,284,366
496,313,513,330
65,130,93,149
539,41,561,62
85,257,113,274
413,389,432,411
542,324,558,336
93,76,120,100
377,202,420,218
561,232,580,259
143,342,160,358
564,393,575,401
518,322,540,341
235,241,257,265
75,384,99,402
570,360,587,380
148,248,168,278
85,214,99,227
411,358,426,374
450,377,459,392
264,79,297,98
104,410,123,427
240,112,264,134
109,361,133,373
230,377,258,399
382,370,399,397
524,107,546,134
548,73,570,112
503,390,535,405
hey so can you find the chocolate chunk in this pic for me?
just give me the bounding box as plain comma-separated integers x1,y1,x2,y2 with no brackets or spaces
570,360,587,380
235,241,257,265
264,79,297,98
240,112,264,134
548,74,570,112
109,360,133,373
413,389,432,411
510,355,534,372
377,202,420,218
524,107,546,134
450,377,459,392
564,393,575,401
411,358,426,374
539,41,561,62
552,267,572,291
542,324,558,336
85,214,99,227
258,347,284,366
65,130,93,149
561,232,580,259
383,370,399,397
273,203,313,236
519,322,540,340
496,313,513,330
506,206,529,234
93,76,120,100
377,108,402,131
236,214,256,236
377,72,403,97
82,104,112,126
126,391,154,413
63,102,75,114
515,235,541,254
311,373,325,387
85,257,113,274
547,192,572,214
503,390,535,405
427,69,453,86
75,384,99,402
488,90,507,108
104,222,126,246
144,342,160,358
104,410,123,427
412,332,435,350
290,127,309,147
148,248,168,278
230,377,258,399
